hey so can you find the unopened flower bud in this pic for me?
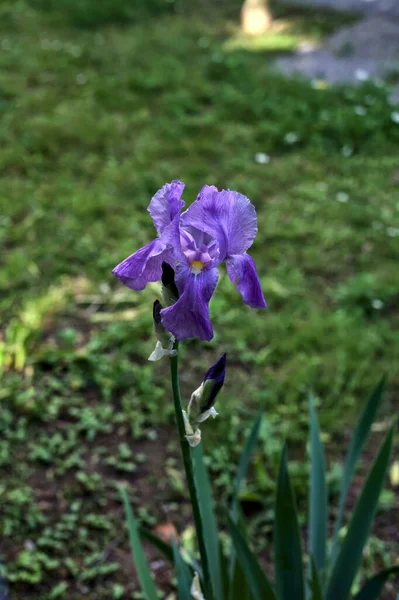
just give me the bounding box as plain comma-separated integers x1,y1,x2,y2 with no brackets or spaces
148,300,176,362
161,262,179,306
153,300,169,346
188,354,226,423
183,355,226,445
182,410,201,447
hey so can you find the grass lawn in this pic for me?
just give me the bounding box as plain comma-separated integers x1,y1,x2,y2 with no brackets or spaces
0,1,398,598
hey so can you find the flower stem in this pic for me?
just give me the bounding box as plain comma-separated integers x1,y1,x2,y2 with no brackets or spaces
169,343,214,600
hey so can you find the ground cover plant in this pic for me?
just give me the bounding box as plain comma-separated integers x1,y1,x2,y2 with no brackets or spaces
0,0,398,598
123,373,397,600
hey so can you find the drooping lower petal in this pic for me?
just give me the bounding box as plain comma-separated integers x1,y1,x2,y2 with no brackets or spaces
112,238,174,291
182,186,258,262
226,253,266,308
160,266,219,341
148,180,185,236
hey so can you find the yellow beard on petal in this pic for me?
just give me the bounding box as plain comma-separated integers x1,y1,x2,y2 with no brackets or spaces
191,260,205,275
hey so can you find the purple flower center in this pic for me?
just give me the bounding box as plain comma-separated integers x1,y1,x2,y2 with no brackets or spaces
180,227,219,275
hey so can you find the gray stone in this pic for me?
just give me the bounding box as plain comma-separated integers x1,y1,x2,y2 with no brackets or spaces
274,8,399,84
279,0,399,19
327,17,399,60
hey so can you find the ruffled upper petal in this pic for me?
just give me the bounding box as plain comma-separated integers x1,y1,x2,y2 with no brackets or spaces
160,266,219,341
113,182,185,291
148,180,185,236
182,186,258,262
226,253,266,308
112,239,175,291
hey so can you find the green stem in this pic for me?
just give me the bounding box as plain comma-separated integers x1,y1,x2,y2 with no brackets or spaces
170,343,214,600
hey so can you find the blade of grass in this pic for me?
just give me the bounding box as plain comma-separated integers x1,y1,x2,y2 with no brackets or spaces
274,444,305,600
353,566,399,600
192,444,223,600
325,426,394,600
331,377,386,565
228,516,277,600
120,486,158,600
172,538,193,599
308,395,327,580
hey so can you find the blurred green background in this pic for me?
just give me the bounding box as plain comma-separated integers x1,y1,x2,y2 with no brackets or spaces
0,0,398,598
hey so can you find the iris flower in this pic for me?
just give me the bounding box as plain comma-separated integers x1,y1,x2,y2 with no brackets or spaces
112,180,266,341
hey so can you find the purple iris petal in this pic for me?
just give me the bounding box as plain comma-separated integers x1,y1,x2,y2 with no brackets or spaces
112,182,185,290
112,239,174,291
200,353,227,412
204,352,226,384
182,186,258,262
226,253,266,308
160,266,219,341
148,180,185,236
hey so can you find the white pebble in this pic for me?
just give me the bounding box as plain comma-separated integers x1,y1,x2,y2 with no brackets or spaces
254,152,270,164
341,145,353,157
284,132,300,145
354,105,367,116
76,73,87,85
336,192,349,203
198,37,210,48
371,299,384,310
70,45,82,57
355,69,369,82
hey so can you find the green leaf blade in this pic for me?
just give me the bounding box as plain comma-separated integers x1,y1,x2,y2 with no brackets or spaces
228,516,277,600
331,377,386,565
120,486,158,600
229,411,263,587
308,395,328,579
229,558,252,600
140,526,174,563
310,557,324,600
232,411,263,521
274,444,305,600
325,426,395,600
192,445,223,600
219,540,231,600
172,538,193,600
353,566,399,600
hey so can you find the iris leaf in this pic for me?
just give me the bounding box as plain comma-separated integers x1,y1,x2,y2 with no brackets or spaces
309,394,327,581
228,516,277,600
353,566,399,600
192,445,223,600
120,486,158,600
274,444,305,600
172,538,193,599
325,426,394,600
330,377,386,566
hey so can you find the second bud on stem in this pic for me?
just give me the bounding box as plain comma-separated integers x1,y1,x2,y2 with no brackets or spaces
183,353,227,447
